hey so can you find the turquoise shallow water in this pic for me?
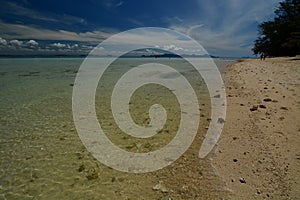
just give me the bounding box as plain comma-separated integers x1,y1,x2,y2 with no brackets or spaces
0,57,234,199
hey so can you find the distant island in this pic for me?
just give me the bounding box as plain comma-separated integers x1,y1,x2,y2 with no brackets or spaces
140,53,219,58
0,54,88,58
141,53,180,58
0,53,221,59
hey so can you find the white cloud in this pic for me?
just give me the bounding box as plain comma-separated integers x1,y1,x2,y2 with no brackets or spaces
0,20,114,43
81,45,94,50
9,39,23,46
0,37,7,45
26,39,38,47
163,44,184,51
87,28,208,57
145,48,158,54
51,42,66,48
186,24,204,36
166,0,281,56
171,24,254,56
0,38,91,54
47,42,88,52
116,1,123,7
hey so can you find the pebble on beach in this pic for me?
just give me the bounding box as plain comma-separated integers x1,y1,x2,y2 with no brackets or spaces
250,106,258,111
152,181,168,193
259,104,266,109
239,178,246,183
263,98,272,102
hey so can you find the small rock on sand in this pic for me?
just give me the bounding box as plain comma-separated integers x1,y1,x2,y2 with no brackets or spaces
263,98,272,102
239,178,246,183
250,106,258,111
152,181,168,193
259,104,266,109
280,106,288,110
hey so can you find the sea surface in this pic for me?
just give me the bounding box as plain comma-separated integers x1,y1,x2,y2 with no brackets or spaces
0,57,235,199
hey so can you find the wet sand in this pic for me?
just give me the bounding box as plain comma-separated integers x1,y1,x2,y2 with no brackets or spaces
214,57,300,199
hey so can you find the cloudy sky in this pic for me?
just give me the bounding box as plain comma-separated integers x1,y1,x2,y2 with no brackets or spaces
0,0,281,57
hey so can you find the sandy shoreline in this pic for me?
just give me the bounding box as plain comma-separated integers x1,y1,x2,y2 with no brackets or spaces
214,57,300,199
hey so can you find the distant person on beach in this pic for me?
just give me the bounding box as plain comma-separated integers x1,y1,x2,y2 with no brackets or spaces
260,53,267,60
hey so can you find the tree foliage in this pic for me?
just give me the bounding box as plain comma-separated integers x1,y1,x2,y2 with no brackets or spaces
252,0,300,56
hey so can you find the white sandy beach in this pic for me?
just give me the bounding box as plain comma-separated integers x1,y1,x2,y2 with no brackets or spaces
214,57,300,199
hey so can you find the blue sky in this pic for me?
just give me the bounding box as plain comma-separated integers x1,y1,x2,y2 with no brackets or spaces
0,0,281,57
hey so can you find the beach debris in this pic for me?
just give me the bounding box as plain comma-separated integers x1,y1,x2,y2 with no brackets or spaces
75,151,85,159
233,136,238,140
279,116,285,120
78,164,85,172
256,189,262,195
218,117,225,124
86,169,99,180
263,98,272,102
280,106,288,110
59,136,66,140
69,83,74,86
239,177,246,183
125,144,135,149
213,94,221,98
144,142,152,149
25,155,33,160
233,159,238,162
152,181,168,193
259,104,266,109
250,106,258,111
135,143,142,149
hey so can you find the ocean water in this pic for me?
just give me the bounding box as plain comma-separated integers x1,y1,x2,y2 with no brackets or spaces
0,57,234,199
